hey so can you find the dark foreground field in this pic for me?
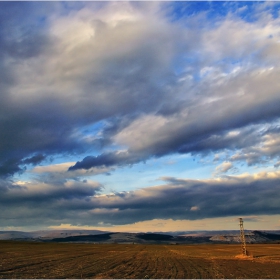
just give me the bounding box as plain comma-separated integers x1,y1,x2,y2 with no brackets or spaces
1,241,280,279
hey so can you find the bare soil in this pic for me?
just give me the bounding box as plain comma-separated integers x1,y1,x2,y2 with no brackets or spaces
0,241,280,279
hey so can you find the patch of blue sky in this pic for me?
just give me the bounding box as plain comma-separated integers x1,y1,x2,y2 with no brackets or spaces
97,154,278,192
13,172,30,184
55,1,86,16
173,54,199,75
56,1,108,17
91,153,214,193
165,1,279,24
240,161,279,175
165,1,213,22
270,3,280,19
23,2,55,30
210,58,245,74
77,120,106,138
92,165,161,193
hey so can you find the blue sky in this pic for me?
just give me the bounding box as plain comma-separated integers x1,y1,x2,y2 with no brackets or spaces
1,1,280,232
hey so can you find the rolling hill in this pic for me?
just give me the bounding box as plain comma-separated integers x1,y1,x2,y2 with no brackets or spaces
1,230,280,244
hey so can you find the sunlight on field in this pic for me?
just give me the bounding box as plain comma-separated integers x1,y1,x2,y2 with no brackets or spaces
0,242,280,279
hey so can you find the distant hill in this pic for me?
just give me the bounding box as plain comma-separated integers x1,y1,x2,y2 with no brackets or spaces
52,233,112,242
49,232,215,244
252,230,280,241
210,230,280,243
50,231,280,244
51,232,175,243
0,230,108,240
1,230,280,244
136,233,174,241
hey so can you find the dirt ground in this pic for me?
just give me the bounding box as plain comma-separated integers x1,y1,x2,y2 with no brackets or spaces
0,241,280,279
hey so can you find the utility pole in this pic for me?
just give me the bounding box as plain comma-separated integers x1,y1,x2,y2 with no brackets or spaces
239,218,247,255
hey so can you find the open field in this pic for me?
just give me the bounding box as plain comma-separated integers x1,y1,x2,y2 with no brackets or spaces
1,241,280,279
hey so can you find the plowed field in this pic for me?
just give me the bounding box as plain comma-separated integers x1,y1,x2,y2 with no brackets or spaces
1,241,280,279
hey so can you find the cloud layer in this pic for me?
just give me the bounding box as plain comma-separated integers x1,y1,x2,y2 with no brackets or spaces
1,171,280,228
1,1,280,230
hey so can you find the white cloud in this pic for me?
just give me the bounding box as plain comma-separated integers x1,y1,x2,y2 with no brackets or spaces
215,162,234,174
190,206,200,211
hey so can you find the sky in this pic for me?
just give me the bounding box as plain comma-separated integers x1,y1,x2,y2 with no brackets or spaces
1,1,280,232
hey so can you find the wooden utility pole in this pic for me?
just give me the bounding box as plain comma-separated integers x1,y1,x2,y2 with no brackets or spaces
239,218,247,255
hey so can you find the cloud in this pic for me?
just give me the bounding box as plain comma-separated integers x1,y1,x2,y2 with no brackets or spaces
68,151,143,171
1,1,280,177
215,162,234,174
0,178,103,228
240,216,267,223
31,162,112,186
1,2,280,230
22,154,46,165
47,214,280,232
104,11,280,167
0,154,46,178
1,171,280,228
230,129,280,166
33,162,76,174
0,1,192,177
0,159,24,178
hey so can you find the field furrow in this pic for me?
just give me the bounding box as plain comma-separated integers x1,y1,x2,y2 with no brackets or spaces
1,242,280,279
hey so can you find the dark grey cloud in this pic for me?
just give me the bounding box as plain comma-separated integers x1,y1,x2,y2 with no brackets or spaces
0,179,103,228
0,154,46,179
22,154,46,166
53,173,280,224
1,172,280,227
0,159,23,178
0,179,26,194
68,151,143,171
0,3,59,177
0,2,56,64
0,180,102,207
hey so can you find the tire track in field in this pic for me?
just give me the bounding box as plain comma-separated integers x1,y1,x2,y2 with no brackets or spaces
165,246,218,279
92,245,146,279
1,244,167,278
1,245,131,279
0,251,99,278
105,246,170,279
113,245,151,279
68,248,135,278
30,248,121,278
0,246,96,271
132,250,150,279
145,246,181,279
164,246,196,278
148,248,170,279
119,247,151,279
208,258,225,279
